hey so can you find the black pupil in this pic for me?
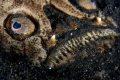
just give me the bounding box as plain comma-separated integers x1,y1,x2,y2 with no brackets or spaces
91,0,94,2
13,22,21,29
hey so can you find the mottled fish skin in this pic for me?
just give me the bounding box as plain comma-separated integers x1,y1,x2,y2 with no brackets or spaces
46,29,119,69
0,0,118,67
0,0,97,67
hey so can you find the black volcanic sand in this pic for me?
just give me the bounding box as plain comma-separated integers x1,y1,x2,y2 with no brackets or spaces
0,0,120,80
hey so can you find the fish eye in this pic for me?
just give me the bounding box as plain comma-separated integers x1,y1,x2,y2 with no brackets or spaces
13,22,21,29
4,14,37,40
90,0,95,2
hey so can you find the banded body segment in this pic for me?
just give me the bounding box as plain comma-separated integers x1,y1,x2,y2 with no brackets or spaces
46,29,119,69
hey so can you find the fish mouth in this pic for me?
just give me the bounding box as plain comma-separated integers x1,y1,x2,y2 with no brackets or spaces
44,26,119,70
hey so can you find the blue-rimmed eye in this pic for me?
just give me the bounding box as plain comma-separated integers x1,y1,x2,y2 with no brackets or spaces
13,22,21,29
91,0,95,2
